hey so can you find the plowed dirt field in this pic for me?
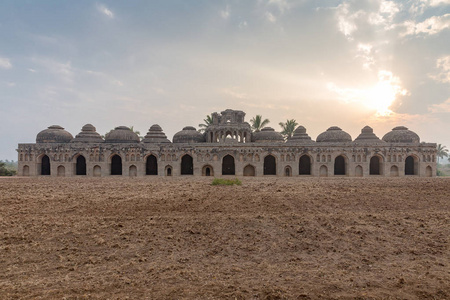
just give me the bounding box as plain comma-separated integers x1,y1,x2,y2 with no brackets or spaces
1,177,449,299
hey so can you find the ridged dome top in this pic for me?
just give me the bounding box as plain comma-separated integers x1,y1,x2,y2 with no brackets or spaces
316,126,352,143
142,124,171,143
36,125,74,143
105,126,140,143
252,127,284,142
71,124,104,143
287,126,314,144
173,126,205,143
353,126,384,144
382,126,420,143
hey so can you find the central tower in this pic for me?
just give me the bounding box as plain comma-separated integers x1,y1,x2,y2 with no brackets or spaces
205,109,252,143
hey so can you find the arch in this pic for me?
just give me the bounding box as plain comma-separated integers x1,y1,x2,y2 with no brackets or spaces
129,165,137,177
369,156,381,175
181,154,193,175
40,155,51,176
76,155,87,175
299,155,311,175
93,165,101,177
202,165,214,176
243,164,255,176
426,166,432,177
111,154,122,175
264,155,276,175
319,165,328,177
23,165,30,176
222,155,235,175
165,165,173,176
57,165,65,177
146,154,158,175
390,165,399,177
405,155,417,175
284,166,292,177
334,155,346,175
355,165,363,177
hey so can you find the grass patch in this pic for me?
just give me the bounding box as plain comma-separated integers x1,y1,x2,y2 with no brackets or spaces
211,178,242,186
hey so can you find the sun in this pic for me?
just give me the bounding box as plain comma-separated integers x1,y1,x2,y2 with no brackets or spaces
365,71,408,116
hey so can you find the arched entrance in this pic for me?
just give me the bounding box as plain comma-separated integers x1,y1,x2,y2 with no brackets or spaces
334,155,346,175
243,165,255,176
93,165,101,177
319,165,328,177
369,156,380,175
111,155,122,175
23,165,30,176
165,165,172,176
426,166,432,177
390,165,399,177
222,155,235,175
57,165,65,177
146,155,158,175
181,154,193,175
202,165,213,176
264,155,276,175
299,155,311,175
41,155,51,175
405,156,416,175
285,166,292,177
129,165,137,177
76,155,87,175
355,165,363,177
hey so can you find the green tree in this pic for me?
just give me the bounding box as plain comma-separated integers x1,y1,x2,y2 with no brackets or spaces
279,119,298,140
0,160,16,176
129,126,144,140
198,115,213,133
437,144,448,164
250,115,270,132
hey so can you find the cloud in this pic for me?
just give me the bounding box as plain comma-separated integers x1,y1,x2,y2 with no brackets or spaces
429,56,450,83
220,5,230,19
28,68,37,73
32,57,74,83
428,98,450,113
356,43,375,70
0,56,12,69
265,11,276,23
97,3,114,18
401,13,450,36
239,21,248,29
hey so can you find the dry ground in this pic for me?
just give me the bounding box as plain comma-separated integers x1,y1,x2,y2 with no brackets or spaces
0,177,449,299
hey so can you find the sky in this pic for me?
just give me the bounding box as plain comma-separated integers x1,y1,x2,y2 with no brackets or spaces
0,0,449,161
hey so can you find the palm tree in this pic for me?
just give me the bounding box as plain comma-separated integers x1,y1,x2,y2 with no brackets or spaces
279,119,298,140
437,144,449,163
198,115,213,133
250,115,270,132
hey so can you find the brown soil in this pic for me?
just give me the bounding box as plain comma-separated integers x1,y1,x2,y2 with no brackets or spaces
1,177,449,299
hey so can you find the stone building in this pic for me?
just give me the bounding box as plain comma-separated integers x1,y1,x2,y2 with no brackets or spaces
17,109,437,177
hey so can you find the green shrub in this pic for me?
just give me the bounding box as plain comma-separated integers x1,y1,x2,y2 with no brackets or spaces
211,178,242,186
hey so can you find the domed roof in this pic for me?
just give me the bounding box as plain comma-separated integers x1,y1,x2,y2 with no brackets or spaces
173,126,205,143
382,126,420,144
71,124,104,143
252,127,284,143
104,126,140,143
287,126,314,144
316,126,352,143
353,126,384,144
142,124,171,143
36,125,74,143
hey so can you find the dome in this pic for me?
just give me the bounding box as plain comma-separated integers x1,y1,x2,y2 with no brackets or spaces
382,126,420,144
287,126,314,144
142,124,171,143
252,127,284,143
71,124,104,143
104,126,140,143
173,126,205,143
353,126,384,144
316,126,352,143
36,125,73,143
